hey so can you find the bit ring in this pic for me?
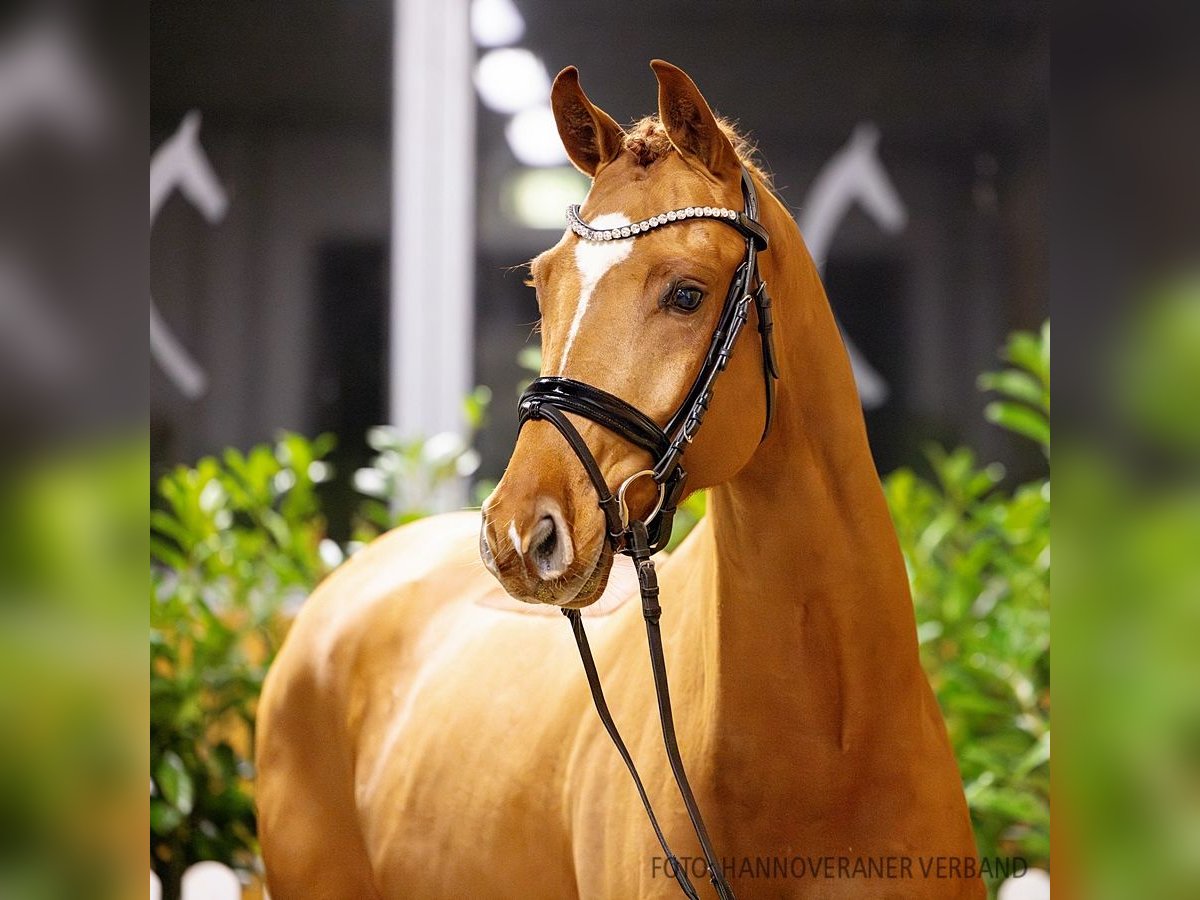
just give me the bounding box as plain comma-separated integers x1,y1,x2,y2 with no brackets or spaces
617,469,666,530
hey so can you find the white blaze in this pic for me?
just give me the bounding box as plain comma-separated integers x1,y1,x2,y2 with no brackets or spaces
558,212,633,370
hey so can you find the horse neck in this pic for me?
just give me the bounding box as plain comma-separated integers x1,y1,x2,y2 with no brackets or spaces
702,187,925,748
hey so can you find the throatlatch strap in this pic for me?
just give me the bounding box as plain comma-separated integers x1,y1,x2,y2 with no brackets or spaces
563,607,701,900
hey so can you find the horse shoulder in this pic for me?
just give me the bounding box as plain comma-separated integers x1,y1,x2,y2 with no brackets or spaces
264,509,485,716
257,511,487,896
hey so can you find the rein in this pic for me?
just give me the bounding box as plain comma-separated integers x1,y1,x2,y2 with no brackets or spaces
517,169,777,900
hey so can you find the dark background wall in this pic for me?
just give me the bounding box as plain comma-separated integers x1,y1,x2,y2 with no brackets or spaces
150,2,392,489
151,0,1048,507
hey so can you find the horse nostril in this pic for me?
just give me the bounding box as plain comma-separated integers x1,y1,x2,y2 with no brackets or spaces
531,515,557,559
528,513,571,580
479,524,497,574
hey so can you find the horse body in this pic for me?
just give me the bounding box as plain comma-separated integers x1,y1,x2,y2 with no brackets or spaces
258,512,713,899
258,61,982,898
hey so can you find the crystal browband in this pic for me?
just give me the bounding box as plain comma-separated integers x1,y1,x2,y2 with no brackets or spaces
566,203,742,242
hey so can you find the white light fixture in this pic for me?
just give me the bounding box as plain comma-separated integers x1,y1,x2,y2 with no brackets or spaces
505,105,568,167
474,48,549,114
470,0,525,47
502,167,590,230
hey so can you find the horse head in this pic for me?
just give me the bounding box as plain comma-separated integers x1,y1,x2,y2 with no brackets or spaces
481,61,772,607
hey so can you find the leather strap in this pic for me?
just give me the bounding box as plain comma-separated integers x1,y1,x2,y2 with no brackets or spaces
519,400,624,540
522,377,669,459
753,281,778,437
519,392,688,552
561,523,736,900
627,523,737,900
563,606,701,900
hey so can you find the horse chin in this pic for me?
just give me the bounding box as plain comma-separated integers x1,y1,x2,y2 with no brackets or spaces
501,540,613,608
555,542,614,609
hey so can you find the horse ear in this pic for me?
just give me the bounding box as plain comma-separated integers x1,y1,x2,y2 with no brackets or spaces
650,60,739,177
550,67,625,177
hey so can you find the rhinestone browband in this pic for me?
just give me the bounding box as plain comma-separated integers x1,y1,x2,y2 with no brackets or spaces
566,204,742,242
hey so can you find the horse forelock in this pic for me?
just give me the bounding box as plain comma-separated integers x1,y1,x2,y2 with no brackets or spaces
620,114,772,186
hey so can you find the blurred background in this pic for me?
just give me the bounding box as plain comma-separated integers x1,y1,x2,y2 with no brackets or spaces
144,3,1056,898
149,0,1049,520
20,2,1200,900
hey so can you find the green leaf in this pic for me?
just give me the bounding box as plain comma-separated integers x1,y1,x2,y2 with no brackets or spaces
151,508,194,546
150,536,188,570
150,797,185,835
1014,731,1051,778
156,750,195,816
978,369,1046,412
985,401,1050,449
463,385,493,430
1003,331,1049,386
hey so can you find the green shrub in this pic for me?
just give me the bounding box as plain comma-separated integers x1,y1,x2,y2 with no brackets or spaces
351,386,492,539
884,324,1050,885
150,433,338,897
150,419,487,896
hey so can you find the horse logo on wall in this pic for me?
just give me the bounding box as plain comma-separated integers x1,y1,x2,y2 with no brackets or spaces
150,111,228,400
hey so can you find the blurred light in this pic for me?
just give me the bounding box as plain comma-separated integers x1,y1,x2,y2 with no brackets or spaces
997,869,1050,900
470,0,525,48
353,468,387,498
501,167,589,230
0,11,109,150
474,48,549,114
504,106,568,167
181,862,241,898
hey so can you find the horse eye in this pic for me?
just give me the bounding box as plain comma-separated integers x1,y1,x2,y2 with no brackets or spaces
669,285,704,313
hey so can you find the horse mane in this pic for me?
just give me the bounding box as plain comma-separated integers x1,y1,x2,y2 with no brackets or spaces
621,115,772,186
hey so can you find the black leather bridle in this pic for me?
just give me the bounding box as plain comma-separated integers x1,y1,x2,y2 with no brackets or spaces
516,169,778,900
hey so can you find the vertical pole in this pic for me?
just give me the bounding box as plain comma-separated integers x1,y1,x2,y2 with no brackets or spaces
391,0,476,443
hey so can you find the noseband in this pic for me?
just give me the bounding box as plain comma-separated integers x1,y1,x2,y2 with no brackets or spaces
516,169,777,900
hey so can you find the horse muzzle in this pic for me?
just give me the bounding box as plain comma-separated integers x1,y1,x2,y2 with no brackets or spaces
479,464,614,606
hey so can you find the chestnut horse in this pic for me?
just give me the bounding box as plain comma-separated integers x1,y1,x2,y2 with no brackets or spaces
257,61,982,898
